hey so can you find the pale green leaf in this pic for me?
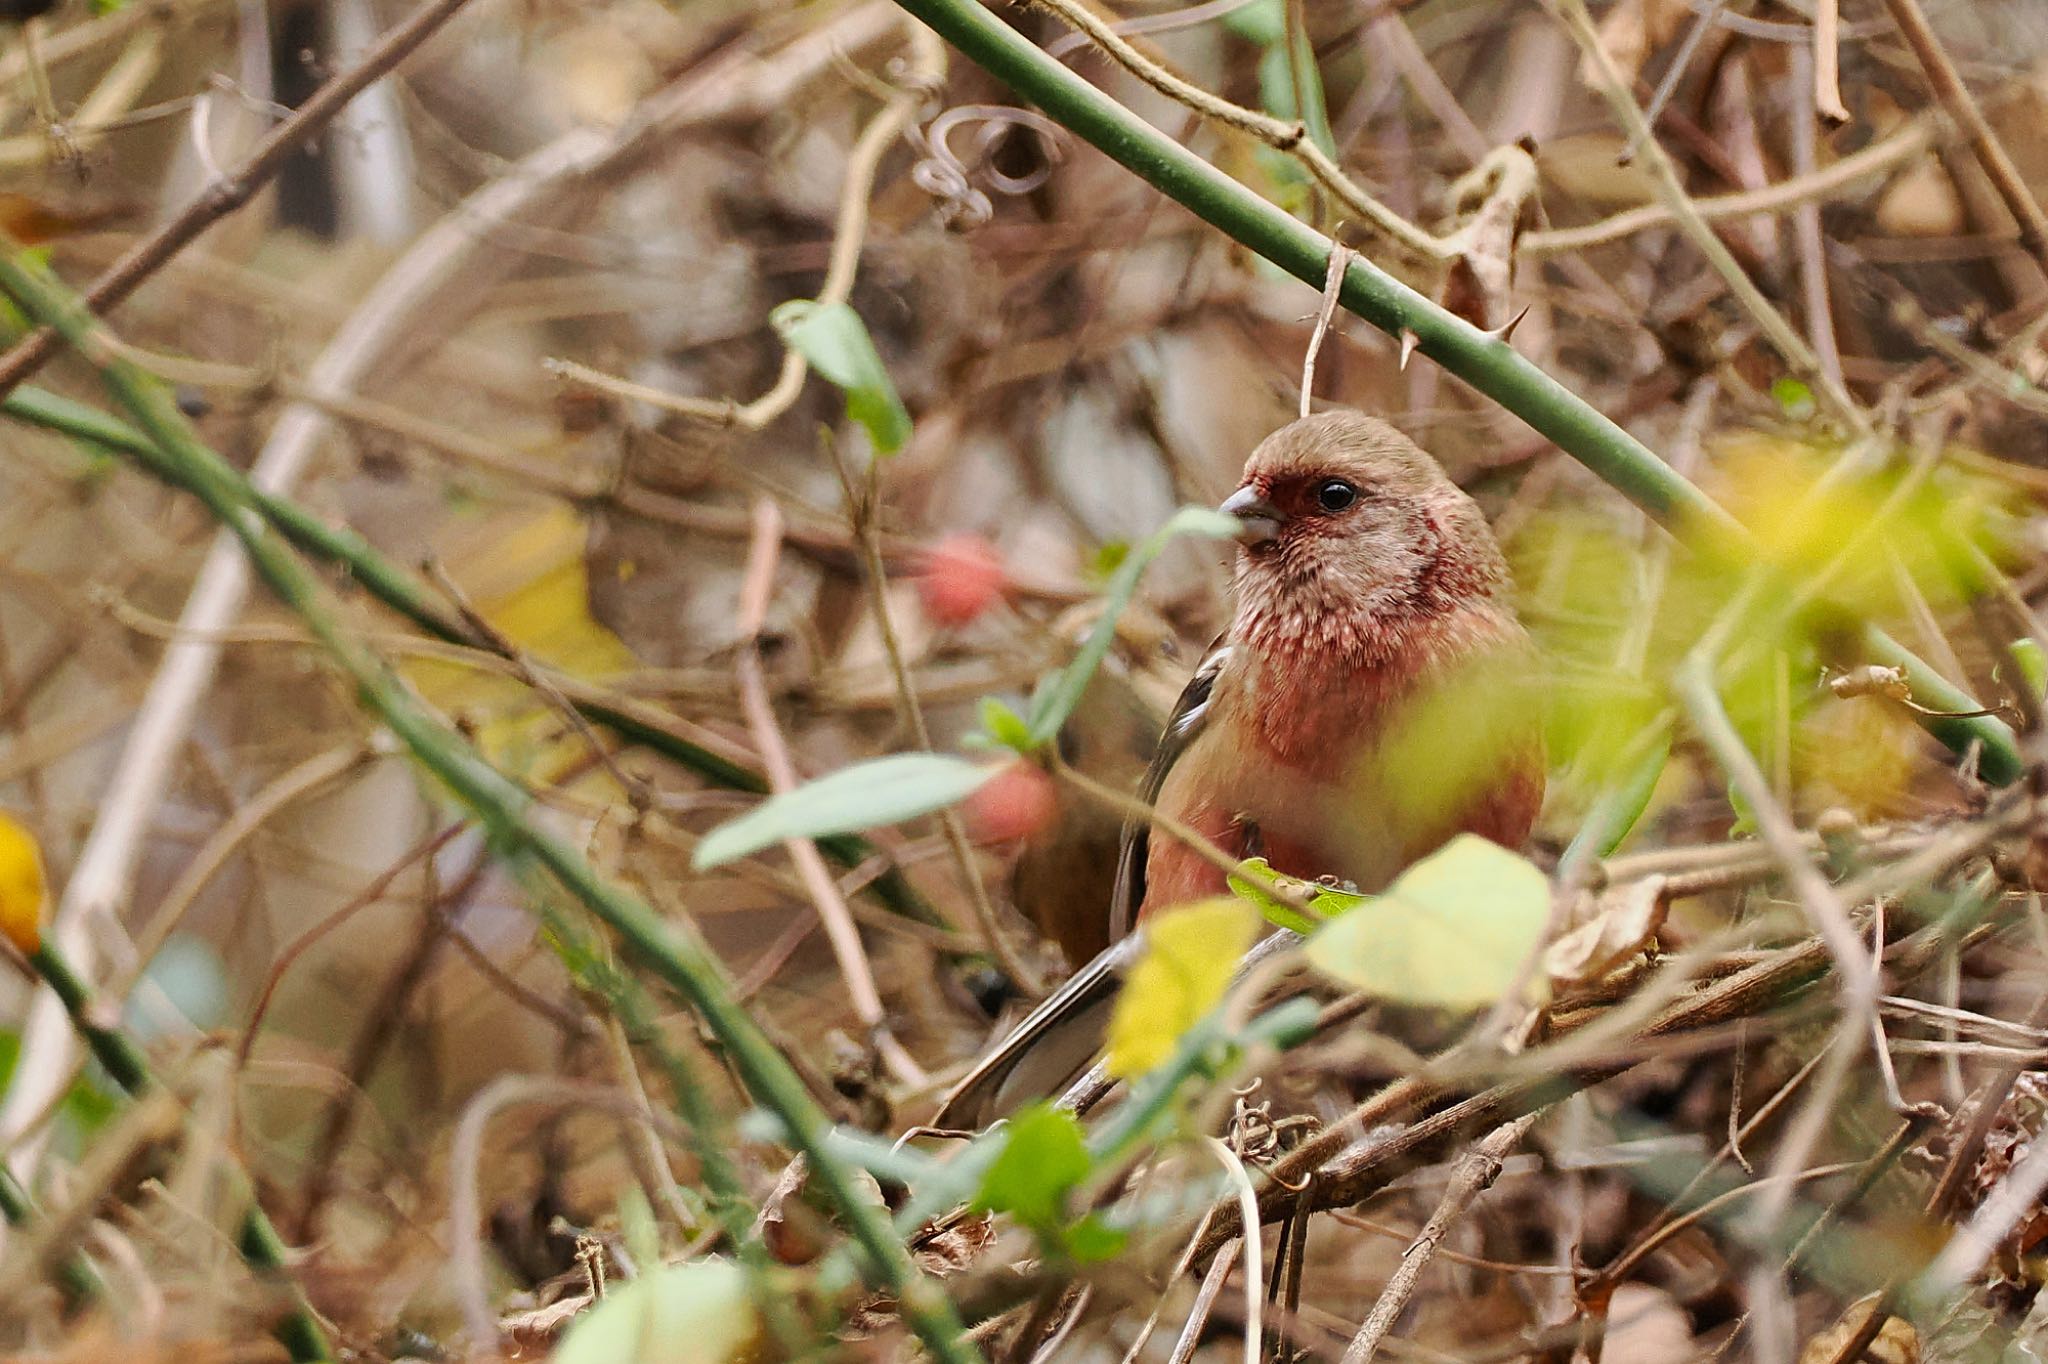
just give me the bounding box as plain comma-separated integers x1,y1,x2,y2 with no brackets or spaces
553,1259,760,1364
2011,639,2047,700
769,299,912,454
1303,835,1552,1008
974,696,1036,754
1106,897,1258,1079
1221,0,1282,43
692,754,997,869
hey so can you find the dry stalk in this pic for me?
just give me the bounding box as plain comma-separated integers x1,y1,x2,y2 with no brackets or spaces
1166,1239,1239,1364
545,18,941,430
1300,244,1354,419
736,498,927,1089
0,27,162,172
1814,0,1849,123
1339,1110,1543,1364
1788,43,1845,391
1676,661,1877,1239
1204,1137,1263,1364
1546,0,1864,430
1880,0,2048,277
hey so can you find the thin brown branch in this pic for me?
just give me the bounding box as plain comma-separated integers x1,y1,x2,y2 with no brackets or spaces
1522,102,1938,257
1167,1239,1239,1364
0,0,479,399
1545,0,1863,429
832,443,1039,994
1340,1111,1542,1364
1880,0,2048,276
545,20,939,430
735,497,927,1089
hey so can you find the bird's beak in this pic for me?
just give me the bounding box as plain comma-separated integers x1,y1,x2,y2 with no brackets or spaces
1220,485,1283,544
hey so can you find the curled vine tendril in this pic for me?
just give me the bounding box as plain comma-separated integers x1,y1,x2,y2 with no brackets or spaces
909,104,1068,228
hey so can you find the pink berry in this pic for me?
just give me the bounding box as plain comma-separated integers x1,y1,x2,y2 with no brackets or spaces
918,533,1008,627
962,763,1059,846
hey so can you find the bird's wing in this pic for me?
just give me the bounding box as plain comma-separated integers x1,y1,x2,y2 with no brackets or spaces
1107,638,1231,941
930,931,1141,1128
934,638,1231,1129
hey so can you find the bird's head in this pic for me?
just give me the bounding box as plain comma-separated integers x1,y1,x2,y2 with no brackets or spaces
1220,411,1510,658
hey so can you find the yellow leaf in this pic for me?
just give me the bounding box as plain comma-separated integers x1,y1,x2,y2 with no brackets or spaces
0,812,47,954
405,507,638,782
1105,898,1257,1080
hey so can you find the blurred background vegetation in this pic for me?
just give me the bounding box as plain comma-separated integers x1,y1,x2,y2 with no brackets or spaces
8,0,2048,1360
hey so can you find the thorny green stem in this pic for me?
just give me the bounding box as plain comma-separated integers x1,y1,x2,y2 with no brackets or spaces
0,243,982,1364
885,0,2021,785
535,897,812,1354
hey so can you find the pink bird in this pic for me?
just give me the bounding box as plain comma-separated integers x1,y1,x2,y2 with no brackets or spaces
939,410,1544,1124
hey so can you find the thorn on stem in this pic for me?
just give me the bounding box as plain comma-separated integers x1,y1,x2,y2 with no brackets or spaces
1486,306,1531,345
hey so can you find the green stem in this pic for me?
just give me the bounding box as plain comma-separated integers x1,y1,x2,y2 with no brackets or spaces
24,941,331,1360
885,0,2021,784
0,1160,102,1305
1,384,951,930
0,243,980,1364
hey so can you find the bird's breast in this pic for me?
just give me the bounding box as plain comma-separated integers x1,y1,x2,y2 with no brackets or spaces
1140,606,1543,914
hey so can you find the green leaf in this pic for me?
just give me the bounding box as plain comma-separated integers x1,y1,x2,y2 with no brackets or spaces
769,299,912,455
1303,835,1552,1008
1227,858,1324,935
693,754,997,869
973,696,1037,754
973,1103,1091,1228
1770,377,1815,421
1105,897,1258,1079
1061,1213,1128,1263
2011,639,2047,700
553,1259,760,1364
1026,505,1238,743
1560,730,1671,867
1222,0,1283,45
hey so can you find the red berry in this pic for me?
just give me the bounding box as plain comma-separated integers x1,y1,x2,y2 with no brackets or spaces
917,533,1008,627
962,763,1059,846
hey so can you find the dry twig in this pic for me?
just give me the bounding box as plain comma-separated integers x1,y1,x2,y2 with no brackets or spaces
1340,1111,1543,1364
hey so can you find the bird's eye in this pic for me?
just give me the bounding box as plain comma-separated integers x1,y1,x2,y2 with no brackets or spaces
1315,478,1358,512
